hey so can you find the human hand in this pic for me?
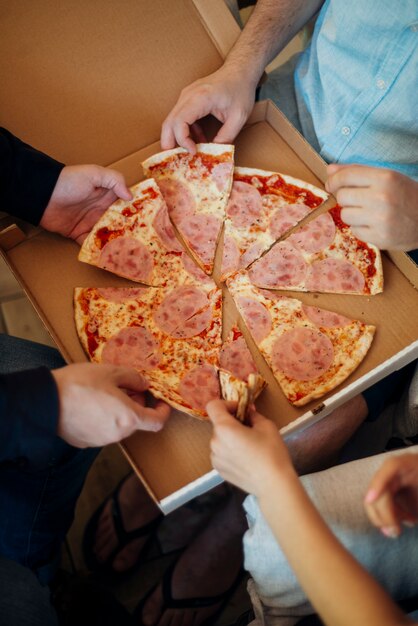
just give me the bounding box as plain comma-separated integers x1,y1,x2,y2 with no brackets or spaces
364,453,418,538
208,399,295,496
52,363,170,448
325,164,418,250
40,165,132,244
161,65,257,153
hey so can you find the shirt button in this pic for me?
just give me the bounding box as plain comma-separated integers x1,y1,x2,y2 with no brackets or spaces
341,126,351,136
410,24,418,32
376,79,386,89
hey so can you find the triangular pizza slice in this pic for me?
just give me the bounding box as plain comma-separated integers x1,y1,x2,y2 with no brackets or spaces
219,325,259,382
220,167,328,281
248,205,383,295
142,143,234,275
79,178,213,290
74,284,222,419
227,271,375,406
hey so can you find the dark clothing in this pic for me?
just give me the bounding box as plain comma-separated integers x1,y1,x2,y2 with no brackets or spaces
0,127,64,225
0,128,65,471
0,131,99,585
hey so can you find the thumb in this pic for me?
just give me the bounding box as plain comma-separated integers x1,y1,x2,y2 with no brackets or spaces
247,409,267,428
97,167,133,201
207,399,237,426
110,366,149,393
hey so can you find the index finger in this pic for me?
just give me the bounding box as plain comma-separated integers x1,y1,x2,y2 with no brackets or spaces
131,400,171,431
326,164,376,194
365,458,403,504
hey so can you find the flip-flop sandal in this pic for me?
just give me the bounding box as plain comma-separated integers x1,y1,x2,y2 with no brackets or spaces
133,556,246,626
82,475,163,580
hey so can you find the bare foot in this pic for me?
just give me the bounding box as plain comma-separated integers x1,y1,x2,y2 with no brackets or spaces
139,490,247,626
92,473,161,572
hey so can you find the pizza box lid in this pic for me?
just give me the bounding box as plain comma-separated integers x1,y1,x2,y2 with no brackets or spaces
0,0,239,165
0,1,417,512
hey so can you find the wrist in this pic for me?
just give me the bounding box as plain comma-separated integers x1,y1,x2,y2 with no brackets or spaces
255,461,299,502
222,55,263,90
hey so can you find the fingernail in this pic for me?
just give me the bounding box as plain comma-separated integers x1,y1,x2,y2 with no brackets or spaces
381,526,399,539
364,489,378,504
325,180,330,192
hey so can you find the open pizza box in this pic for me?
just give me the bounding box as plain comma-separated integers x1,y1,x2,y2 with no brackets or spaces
0,0,417,513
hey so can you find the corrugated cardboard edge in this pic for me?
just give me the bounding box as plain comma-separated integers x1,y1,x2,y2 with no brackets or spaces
0,239,70,360
0,223,26,251
192,0,241,58
388,251,418,290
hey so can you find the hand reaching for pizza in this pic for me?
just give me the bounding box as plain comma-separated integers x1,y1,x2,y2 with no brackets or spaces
52,363,170,448
326,164,418,251
208,399,296,497
161,65,257,153
364,453,418,538
40,165,132,244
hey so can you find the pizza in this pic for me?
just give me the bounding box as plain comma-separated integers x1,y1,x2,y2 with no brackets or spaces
78,178,213,289
219,325,259,382
227,271,375,406
74,284,223,418
74,143,382,417
220,167,328,281
248,205,383,295
142,143,234,275
219,370,266,424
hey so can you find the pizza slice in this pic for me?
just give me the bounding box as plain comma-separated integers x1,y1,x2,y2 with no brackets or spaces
220,167,328,281
142,143,234,275
227,271,375,406
74,284,222,419
219,325,258,382
78,178,214,290
248,205,383,295
219,370,266,424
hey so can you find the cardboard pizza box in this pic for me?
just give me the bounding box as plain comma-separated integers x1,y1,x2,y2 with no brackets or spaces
0,0,417,513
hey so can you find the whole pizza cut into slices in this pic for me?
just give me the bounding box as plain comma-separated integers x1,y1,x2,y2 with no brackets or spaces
227,271,375,406
74,284,223,419
142,143,234,275
78,178,213,289
248,205,383,295
220,167,328,281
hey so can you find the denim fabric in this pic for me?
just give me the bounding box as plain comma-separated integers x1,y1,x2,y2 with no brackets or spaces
0,557,58,626
0,334,100,584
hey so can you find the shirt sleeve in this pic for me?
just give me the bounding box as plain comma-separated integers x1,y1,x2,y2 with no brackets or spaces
0,367,60,470
0,127,65,225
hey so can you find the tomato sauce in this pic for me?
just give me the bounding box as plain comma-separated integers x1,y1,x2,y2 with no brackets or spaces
235,173,323,208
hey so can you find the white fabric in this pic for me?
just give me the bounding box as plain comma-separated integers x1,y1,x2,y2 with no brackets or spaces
243,447,418,625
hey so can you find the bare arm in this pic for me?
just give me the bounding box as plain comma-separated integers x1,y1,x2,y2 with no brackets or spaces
161,0,324,151
223,0,324,86
259,472,413,626
208,401,414,626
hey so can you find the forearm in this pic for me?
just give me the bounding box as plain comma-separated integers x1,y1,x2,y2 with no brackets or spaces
223,0,324,86
0,127,64,224
258,470,411,626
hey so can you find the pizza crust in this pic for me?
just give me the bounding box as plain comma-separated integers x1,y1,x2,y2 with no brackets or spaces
227,271,376,406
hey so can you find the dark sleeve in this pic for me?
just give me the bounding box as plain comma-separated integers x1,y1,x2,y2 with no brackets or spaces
0,127,65,225
0,368,60,470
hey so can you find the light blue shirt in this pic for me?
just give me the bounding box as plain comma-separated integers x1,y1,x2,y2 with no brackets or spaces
294,0,418,179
